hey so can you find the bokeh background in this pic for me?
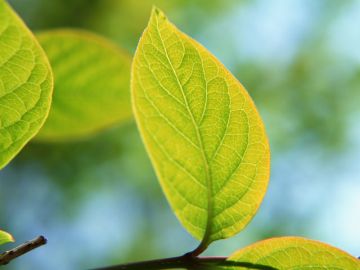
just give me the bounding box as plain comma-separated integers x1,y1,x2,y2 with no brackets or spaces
1,0,359,269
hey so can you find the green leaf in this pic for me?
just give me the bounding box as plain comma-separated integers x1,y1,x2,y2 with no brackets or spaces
131,7,270,249
224,237,360,269
0,0,53,169
0,230,14,245
35,30,132,141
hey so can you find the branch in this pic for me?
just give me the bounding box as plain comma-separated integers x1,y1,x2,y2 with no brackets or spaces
0,235,47,265
91,254,278,270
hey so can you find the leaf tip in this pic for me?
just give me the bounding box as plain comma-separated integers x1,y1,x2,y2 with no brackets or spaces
150,6,167,23
9,234,15,243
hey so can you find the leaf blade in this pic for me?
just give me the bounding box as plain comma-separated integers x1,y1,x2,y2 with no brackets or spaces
225,237,360,269
132,7,270,247
0,0,53,169
0,230,14,246
35,29,132,141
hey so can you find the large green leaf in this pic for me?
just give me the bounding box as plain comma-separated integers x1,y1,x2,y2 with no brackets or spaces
224,237,360,269
131,8,270,249
0,230,14,246
35,30,132,141
0,0,53,169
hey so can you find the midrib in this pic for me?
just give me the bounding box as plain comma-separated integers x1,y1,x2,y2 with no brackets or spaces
154,19,213,249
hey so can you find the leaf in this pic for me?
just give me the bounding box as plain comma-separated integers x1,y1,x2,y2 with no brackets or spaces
35,30,132,141
0,0,53,169
0,230,14,246
131,7,270,249
224,237,360,269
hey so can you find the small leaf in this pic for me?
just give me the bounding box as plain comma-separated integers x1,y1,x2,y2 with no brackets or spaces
0,230,14,246
131,7,270,248
35,30,132,141
0,0,53,169
224,237,360,269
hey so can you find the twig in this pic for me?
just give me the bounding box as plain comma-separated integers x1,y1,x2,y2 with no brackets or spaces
0,235,47,265
91,255,218,270
91,254,277,270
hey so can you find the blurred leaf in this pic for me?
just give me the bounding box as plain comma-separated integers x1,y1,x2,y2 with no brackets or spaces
0,0,53,169
224,237,360,269
131,8,270,248
35,30,132,141
0,230,14,245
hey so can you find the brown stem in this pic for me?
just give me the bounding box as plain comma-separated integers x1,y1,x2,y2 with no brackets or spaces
91,255,278,270
0,235,47,265
188,241,209,257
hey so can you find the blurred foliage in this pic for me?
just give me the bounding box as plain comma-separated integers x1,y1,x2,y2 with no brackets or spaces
9,0,243,52
238,49,359,151
35,30,132,141
8,0,101,29
234,0,360,152
9,123,153,204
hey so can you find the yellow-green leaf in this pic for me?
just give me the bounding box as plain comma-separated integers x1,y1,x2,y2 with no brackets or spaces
0,230,14,245
131,7,270,248
35,30,132,142
225,237,360,269
0,0,53,169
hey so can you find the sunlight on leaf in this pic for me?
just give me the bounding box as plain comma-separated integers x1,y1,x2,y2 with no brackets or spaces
0,0,53,169
131,7,270,248
0,230,14,246
35,30,132,141
224,237,360,269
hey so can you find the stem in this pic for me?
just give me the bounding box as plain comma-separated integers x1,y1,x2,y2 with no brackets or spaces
188,241,209,257
0,235,47,265
90,255,216,270
91,255,277,270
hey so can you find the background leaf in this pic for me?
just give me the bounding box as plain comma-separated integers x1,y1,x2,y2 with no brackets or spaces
0,0,53,169
131,8,270,248
224,237,360,269
35,30,132,141
0,230,14,246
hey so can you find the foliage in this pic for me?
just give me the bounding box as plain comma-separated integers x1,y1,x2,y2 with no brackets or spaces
225,237,359,269
35,30,132,141
0,1,359,269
